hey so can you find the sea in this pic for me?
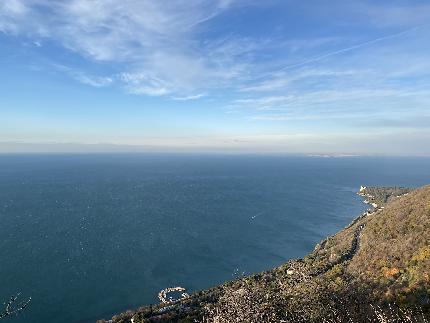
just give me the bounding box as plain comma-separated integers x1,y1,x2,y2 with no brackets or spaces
0,154,429,323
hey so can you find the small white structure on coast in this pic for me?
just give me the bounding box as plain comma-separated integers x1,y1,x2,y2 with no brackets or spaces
359,185,367,193
158,287,189,304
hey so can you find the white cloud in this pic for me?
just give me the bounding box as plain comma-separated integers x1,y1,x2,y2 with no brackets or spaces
0,0,28,33
73,74,113,88
0,0,245,95
282,37,340,53
295,27,421,67
173,94,206,101
1,0,429,104
119,72,170,96
0,0,27,16
53,64,113,88
233,89,430,122
240,68,364,92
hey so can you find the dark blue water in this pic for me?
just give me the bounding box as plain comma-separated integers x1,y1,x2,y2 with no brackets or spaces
0,154,429,323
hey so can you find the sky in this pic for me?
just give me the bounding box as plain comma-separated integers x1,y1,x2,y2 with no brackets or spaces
0,0,429,155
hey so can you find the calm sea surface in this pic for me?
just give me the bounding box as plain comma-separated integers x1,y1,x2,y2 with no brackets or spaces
0,154,429,323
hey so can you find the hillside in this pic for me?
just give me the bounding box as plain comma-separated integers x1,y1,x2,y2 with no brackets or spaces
98,185,430,323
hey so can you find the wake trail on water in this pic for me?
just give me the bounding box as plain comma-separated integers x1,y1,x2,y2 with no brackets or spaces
251,212,265,220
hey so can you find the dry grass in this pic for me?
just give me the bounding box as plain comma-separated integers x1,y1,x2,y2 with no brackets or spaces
201,287,429,323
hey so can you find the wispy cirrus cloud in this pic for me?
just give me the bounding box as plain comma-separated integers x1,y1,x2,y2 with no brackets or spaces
0,0,249,96
276,27,424,73
52,64,113,88
240,68,365,92
1,0,429,113
237,87,430,127
173,93,207,101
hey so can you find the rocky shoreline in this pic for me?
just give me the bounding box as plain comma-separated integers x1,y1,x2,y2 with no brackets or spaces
357,185,410,207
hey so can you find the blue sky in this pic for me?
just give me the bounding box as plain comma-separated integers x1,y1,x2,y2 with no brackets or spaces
1,0,429,155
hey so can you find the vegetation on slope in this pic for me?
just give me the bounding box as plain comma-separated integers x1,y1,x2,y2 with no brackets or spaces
98,185,430,323
349,186,430,306
362,186,411,206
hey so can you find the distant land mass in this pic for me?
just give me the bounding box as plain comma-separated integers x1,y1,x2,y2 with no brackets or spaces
99,185,430,323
